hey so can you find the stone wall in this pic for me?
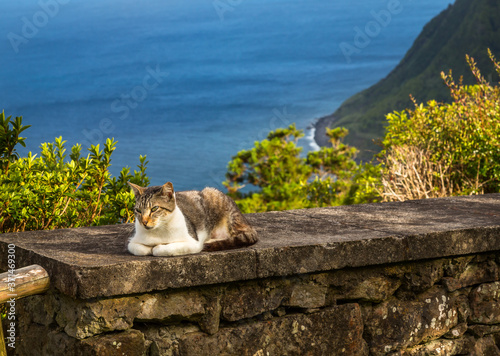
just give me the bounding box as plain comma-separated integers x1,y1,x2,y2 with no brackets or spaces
1,194,500,355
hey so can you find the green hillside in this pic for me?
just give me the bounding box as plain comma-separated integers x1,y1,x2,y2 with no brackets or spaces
316,0,500,160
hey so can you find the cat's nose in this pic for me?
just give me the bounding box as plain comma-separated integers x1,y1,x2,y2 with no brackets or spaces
142,218,151,228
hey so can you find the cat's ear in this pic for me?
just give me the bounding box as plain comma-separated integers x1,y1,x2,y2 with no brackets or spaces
128,182,145,197
161,182,174,199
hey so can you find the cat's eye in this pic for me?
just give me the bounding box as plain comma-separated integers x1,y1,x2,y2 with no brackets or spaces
135,208,141,214
151,206,159,213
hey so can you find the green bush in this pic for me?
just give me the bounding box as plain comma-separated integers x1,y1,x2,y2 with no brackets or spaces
0,112,149,233
225,50,500,210
378,50,500,201
4,51,497,229
224,124,378,213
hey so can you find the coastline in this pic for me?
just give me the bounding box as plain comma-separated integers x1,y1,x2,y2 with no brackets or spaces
313,113,336,147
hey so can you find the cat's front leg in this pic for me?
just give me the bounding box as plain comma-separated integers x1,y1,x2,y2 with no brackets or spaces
152,241,203,257
128,241,153,256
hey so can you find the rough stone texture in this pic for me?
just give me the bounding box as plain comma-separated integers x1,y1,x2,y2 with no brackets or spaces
15,324,148,356
177,304,367,356
56,294,137,339
13,286,217,340
138,324,200,356
443,256,475,278
443,323,468,339
394,336,474,355
3,194,500,355
441,258,499,292
397,259,446,294
283,277,328,309
450,289,471,323
471,335,500,356
18,290,220,339
468,324,500,338
7,252,500,355
364,286,459,355
327,267,402,303
469,281,500,324
1,194,500,299
77,329,148,356
221,279,287,321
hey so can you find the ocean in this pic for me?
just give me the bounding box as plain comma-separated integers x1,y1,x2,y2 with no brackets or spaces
1,0,452,191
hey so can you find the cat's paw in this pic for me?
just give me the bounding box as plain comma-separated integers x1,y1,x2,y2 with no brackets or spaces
152,244,178,257
128,242,153,256
152,242,202,257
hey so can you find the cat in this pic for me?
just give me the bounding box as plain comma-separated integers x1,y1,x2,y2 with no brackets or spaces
127,181,258,256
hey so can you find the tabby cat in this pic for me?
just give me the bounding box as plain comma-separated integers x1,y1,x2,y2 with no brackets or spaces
127,182,258,256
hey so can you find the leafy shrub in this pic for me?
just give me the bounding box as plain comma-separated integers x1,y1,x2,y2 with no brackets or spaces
226,50,500,210
378,50,500,201
0,112,149,233
224,124,378,213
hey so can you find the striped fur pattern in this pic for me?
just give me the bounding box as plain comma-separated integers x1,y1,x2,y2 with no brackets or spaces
127,182,258,256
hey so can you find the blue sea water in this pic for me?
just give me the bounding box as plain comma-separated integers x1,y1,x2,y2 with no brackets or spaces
1,0,452,191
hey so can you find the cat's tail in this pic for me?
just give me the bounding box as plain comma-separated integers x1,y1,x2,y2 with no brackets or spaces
203,214,258,252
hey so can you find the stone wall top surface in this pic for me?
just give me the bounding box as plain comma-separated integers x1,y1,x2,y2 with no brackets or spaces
1,194,499,299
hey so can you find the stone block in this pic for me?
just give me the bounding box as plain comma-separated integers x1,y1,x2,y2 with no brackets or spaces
494,332,500,350
443,323,468,339
78,329,148,356
442,260,499,292
198,288,223,335
449,290,471,323
138,324,200,356
135,289,206,322
16,324,147,356
56,294,137,339
16,292,56,327
177,304,367,356
470,335,500,356
470,281,500,324
399,259,446,293
396,336,474,356
47,286,218,339
468,324,500,338
284,279,328,309
364,286,458,355
221,279,287,321
443,256,475,277
345,276,401,302
327,267,401,303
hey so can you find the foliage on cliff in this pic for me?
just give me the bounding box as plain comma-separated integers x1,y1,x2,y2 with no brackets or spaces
228,51,500,210
327,0,500,160
224,124,378,213
0,112,149,233
378,50,500,201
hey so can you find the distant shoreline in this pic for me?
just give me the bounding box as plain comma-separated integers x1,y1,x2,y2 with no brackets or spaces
313,113,335,147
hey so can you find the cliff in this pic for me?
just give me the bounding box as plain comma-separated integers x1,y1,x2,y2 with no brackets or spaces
316,0,500,160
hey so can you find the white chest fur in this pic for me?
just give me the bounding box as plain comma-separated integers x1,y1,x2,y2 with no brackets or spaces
128,206,206,256
130,206,192,246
